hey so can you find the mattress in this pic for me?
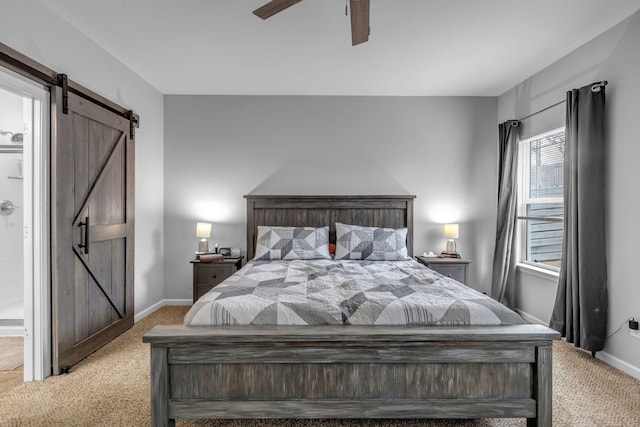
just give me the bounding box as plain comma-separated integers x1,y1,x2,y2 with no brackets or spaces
184,259,523,326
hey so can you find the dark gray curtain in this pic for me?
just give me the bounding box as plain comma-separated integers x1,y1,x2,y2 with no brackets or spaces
549,82,608,353
491,120,520,308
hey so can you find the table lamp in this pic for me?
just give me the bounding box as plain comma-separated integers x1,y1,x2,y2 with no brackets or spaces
196,222,212,253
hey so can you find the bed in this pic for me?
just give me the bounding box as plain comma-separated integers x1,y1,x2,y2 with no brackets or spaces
143,195,560,426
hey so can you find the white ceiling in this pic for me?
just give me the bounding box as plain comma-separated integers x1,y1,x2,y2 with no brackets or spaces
43,0,640,96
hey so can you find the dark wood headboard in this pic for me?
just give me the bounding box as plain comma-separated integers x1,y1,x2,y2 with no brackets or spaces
245,195,416,260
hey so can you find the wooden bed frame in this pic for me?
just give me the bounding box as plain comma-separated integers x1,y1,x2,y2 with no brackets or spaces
143,195,560,426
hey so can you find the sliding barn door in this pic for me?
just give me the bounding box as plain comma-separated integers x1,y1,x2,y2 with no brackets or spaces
51,86,134,374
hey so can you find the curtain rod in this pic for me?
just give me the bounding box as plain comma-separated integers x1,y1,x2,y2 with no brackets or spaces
516,80,608,122
517,99,565,122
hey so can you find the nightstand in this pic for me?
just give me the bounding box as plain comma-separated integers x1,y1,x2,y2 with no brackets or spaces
191,256,243,303
415,256,472,285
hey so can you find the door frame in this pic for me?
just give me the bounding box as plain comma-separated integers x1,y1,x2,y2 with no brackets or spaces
0,68,50,381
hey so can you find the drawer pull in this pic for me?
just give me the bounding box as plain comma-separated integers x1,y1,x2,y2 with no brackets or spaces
211,274,217,278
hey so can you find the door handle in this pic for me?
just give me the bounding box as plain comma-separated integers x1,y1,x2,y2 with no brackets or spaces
0,200,19,216
78,217,90,254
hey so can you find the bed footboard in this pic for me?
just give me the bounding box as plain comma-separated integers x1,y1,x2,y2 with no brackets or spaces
143,324,559,427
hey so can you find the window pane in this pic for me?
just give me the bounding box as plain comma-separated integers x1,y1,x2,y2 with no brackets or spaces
529,131,564,199
525,203,563,268
519,128,565,270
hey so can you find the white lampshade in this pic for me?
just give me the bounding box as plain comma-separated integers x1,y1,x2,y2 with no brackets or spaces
196,222,212,238
444,223,459,239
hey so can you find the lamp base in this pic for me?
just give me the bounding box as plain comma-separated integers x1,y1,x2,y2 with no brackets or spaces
445,239,457,254
198,238,209,253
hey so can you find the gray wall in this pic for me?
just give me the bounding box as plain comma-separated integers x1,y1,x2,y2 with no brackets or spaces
0,0,166,315
498,11,640,375
164,96,498,299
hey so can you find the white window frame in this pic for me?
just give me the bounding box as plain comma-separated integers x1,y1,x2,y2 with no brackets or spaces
517,127,565,272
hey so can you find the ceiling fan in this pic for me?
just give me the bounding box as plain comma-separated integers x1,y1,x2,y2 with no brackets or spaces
253,0,370,46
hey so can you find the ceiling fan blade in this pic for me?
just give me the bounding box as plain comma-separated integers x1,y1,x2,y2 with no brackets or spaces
350,0,370,46
253,0,304,20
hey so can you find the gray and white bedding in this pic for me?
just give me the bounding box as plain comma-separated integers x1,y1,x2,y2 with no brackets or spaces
184,259,523,326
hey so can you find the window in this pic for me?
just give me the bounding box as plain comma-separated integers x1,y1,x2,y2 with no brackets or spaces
517,128,565,270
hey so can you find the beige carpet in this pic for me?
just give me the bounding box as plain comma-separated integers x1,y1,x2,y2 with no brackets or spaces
1,306,639,426
0,337,23,371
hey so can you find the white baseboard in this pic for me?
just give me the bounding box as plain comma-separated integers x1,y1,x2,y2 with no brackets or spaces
516,308,640,381
593,348,640,380
134,299,192,323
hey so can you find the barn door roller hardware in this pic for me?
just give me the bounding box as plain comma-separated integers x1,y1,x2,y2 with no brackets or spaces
57,73,69,114
127,110,138,139
1,43,140,132
55,74,139,139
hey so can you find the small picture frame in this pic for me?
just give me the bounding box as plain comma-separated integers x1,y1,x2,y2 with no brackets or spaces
218,247,232,257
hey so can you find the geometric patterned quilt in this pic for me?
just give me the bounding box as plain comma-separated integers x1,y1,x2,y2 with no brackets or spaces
184,259,524,326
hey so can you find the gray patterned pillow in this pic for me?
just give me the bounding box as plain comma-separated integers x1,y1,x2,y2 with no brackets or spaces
335,222,409,261
254,226,331,261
